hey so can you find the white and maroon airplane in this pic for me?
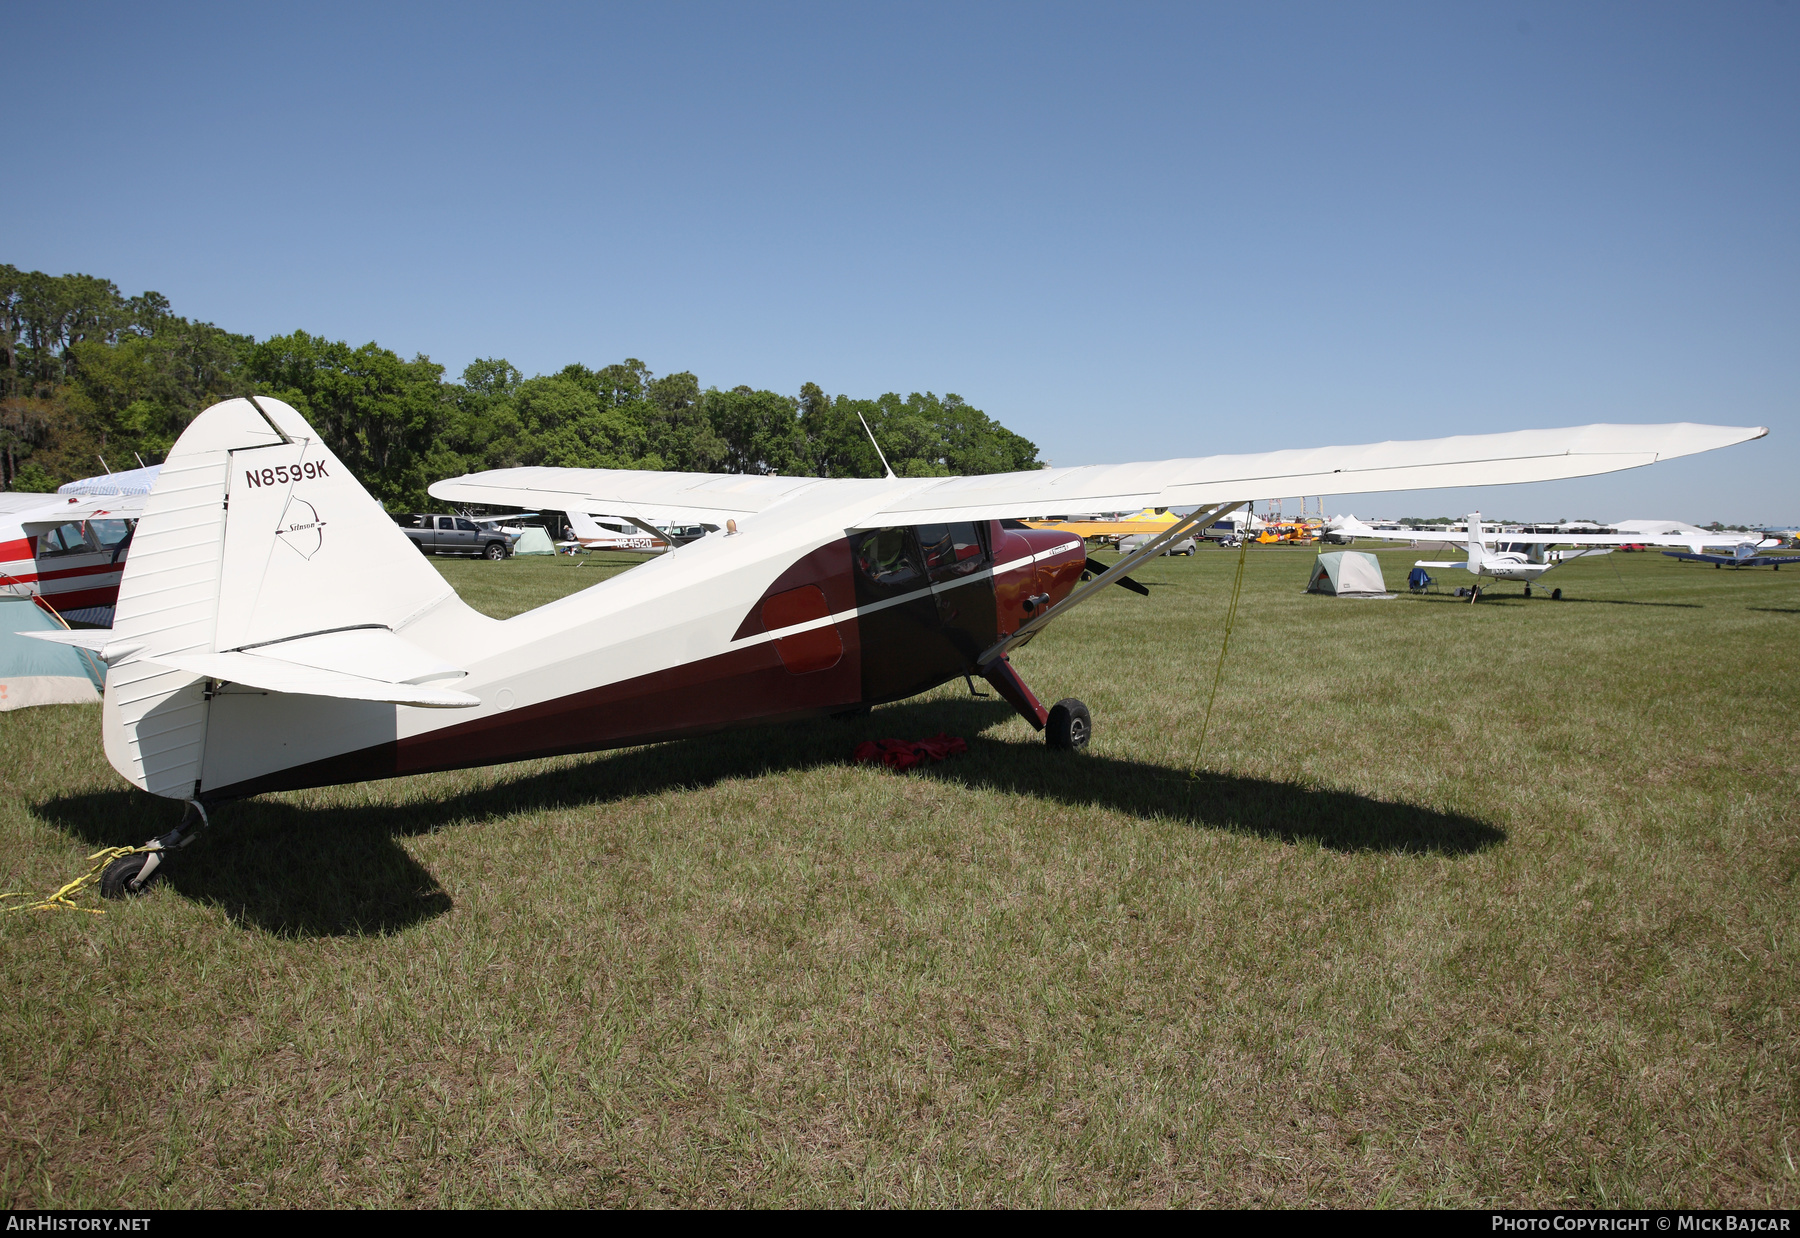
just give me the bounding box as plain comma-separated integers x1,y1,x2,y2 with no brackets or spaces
24,396,1765,896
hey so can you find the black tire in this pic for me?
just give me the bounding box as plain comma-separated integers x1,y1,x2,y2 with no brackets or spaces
100,852,157,900
1524,585,1532,598
484,542,506,560
1046,698,1091,751
1551,588,1562,600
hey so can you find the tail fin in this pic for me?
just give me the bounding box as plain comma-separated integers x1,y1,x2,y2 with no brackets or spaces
565,510,605,541
103,397,462,798
1465,512,1485,572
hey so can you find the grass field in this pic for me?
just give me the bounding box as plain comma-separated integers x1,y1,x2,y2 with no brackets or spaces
2,544,1796,1207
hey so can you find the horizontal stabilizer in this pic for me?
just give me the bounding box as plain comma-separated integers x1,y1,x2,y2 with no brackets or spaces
237,626,467,685
148,651,480,708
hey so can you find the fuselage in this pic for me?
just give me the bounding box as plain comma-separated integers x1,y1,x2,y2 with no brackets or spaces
109,443,1089,803
1470,551,1554,582
0,500,133,616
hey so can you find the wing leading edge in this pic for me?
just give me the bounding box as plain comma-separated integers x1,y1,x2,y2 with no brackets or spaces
427,422,1767,526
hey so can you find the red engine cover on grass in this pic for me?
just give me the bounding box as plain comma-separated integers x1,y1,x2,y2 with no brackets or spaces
852,733,969,771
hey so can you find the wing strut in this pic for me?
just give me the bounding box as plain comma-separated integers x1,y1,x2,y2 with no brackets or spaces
976,501,1243,668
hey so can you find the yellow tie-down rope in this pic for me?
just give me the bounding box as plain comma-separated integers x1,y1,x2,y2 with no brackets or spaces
2,845,159,915
1188,529,1252,778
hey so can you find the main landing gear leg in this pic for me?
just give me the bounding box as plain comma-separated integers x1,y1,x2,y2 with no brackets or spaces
100,800,209,899
981,655,1091,751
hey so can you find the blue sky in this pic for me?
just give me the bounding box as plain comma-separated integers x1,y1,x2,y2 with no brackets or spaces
7,1,1795,522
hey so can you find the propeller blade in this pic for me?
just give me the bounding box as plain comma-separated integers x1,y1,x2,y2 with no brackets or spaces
1085,557,1149,595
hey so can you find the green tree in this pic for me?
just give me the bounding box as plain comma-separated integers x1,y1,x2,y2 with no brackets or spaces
247,331,448,510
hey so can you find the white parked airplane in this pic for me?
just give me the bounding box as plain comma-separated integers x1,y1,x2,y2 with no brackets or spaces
560,510,719,553
20,398,1764,895
1332,512,1731,599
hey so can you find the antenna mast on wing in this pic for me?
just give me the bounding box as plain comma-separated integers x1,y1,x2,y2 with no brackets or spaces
857,411,896,480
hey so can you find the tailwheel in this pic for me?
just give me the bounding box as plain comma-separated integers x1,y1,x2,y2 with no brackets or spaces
1047,698,1091,751
100,851,161,899
99,800,208,900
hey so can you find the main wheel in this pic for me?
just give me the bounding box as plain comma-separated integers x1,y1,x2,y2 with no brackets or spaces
1551,587,1562,600
1524,585,1532,598
100,852,158,900
484,542,507,560
1046,698,1091,751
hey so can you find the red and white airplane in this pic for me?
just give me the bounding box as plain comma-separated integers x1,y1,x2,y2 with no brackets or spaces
24,396,1765,896
0,470,155,623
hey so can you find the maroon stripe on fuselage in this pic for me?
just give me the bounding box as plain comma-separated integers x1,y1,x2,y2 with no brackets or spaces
731,539,856,640
203,525,1091,804
206,613,866,801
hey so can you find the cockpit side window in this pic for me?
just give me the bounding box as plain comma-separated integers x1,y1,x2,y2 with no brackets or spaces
33,522,96,558
853,527,923,592
916,521,988,582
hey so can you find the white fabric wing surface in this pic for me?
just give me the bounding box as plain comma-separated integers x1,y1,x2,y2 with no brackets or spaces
428,422,1766,526
429,467,827,523
871,422,1768,522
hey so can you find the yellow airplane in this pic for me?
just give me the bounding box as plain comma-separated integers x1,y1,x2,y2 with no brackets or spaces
1023,507,1184,540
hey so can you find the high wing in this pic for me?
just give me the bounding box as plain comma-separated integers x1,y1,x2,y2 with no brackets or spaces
430,467,826,524
13,492,150,524
1337,522,1709,548
430,423,1767,527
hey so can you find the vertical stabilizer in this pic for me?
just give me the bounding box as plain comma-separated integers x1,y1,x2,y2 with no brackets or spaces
103,397,460,799
1465,512,1486,573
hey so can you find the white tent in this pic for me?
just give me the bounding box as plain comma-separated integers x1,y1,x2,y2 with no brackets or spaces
1305,551,1394,599
0,598,104,709
513,526,555,555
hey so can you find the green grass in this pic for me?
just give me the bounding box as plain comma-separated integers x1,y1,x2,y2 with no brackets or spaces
2,545,1796,1207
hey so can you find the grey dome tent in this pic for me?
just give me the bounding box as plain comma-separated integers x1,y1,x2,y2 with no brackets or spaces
1305,551,1395,599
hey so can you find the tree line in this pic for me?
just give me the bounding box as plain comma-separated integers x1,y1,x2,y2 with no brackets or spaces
0,265,1041,510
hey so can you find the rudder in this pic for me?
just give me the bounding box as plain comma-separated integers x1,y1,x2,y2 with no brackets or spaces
103,397,458,798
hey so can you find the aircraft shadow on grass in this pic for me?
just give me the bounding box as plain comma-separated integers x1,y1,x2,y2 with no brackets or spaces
35,698,1500,937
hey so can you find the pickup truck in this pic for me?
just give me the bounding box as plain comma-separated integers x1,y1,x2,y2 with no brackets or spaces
397,514,515,559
